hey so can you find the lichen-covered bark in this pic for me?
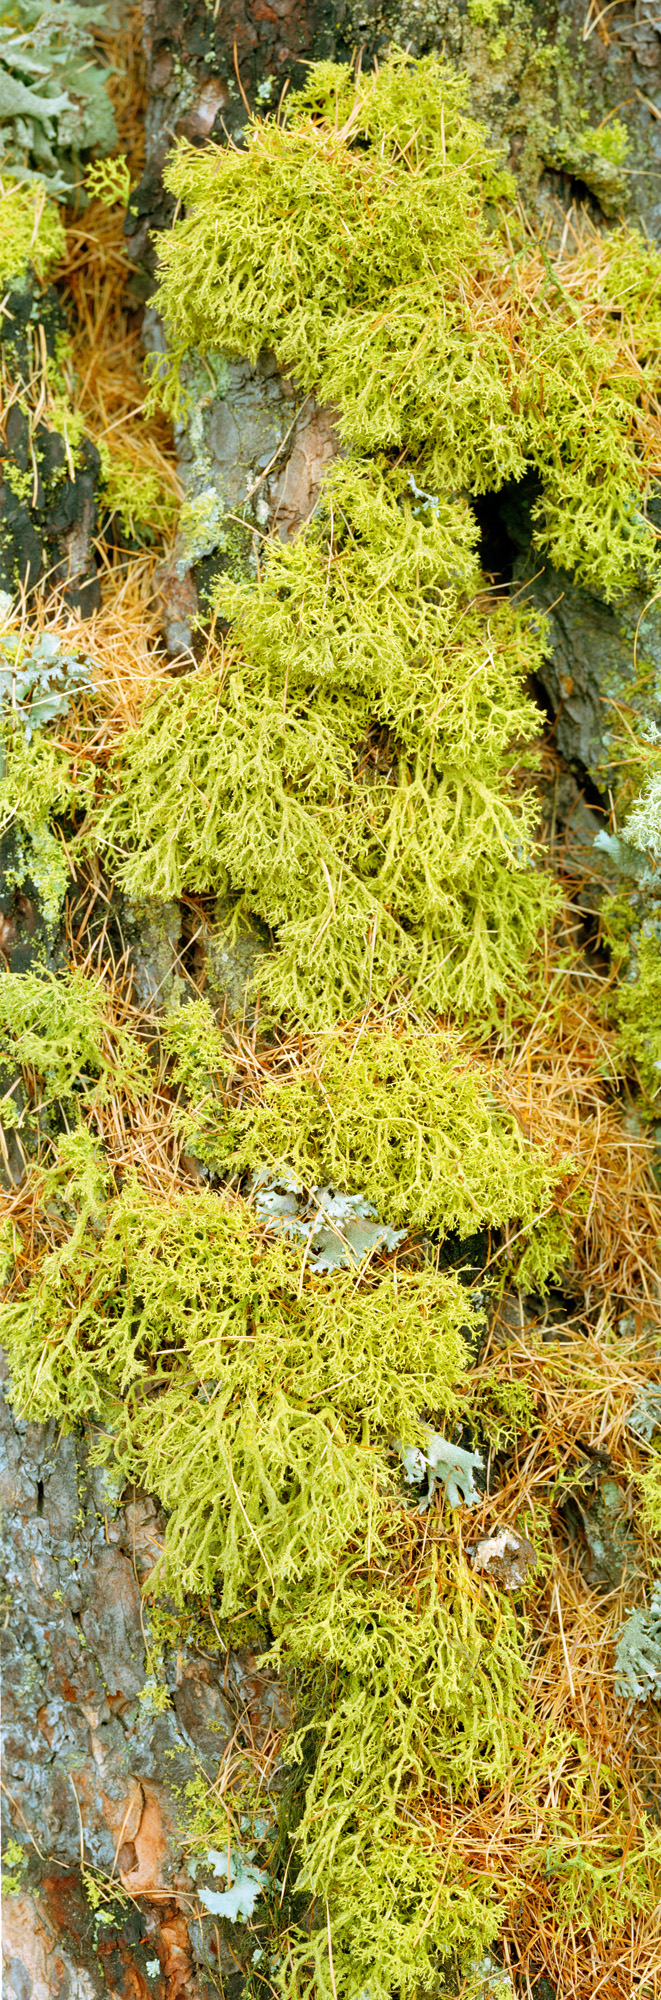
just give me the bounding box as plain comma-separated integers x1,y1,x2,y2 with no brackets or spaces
3,3,661,1997
0,283,101,615
1,1357,291,2000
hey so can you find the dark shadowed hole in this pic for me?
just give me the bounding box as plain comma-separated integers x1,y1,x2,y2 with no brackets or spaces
472,470,542,586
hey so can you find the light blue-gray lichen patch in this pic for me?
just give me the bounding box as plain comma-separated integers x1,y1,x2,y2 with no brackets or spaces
199,1846,270,1922
614,1584,661,1702
0,620,94,741
627,1383,661,1443
0,0,117,194
252,1167,406,1273
400,1432,484,1509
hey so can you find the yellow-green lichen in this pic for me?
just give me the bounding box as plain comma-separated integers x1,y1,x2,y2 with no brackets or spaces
99,51,661,1031
0,1145,522,1989
0,712,94,933
0,176,66,288
0,970,150,1137
390,0,631,211
97,439,178,546
84,153,131,208
152,52,660,598
1,713,92,825
611,929,661,1106
168,1009,569,1286
640,1454,661,1539
4,45,660,1998
91,456,558,1028
3,1131,659,1994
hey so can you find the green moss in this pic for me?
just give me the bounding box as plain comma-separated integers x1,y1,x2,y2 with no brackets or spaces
176,493,255,587
384,0,630,213
152,51,660,598
3,817,70,931
467,0,500,21
584,117,629,168
601,893,637,962
91,458,558,1027
82,1865,131,1925
0,176,66,286
47,397,86,469
4,462,32,502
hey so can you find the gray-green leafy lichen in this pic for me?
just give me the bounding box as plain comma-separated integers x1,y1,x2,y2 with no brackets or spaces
401,1433,484,1509
615,1584,661,1702
0,617,93,740
252,1167,407,1271
0,0,117,195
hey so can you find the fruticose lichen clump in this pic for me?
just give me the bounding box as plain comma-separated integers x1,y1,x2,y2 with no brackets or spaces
165,1005,571,1286
0,1129,530,1990
93,52,661,1027
92,456,557,1026
153,53,661,597
5,38,661,2000
0,172,65,287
